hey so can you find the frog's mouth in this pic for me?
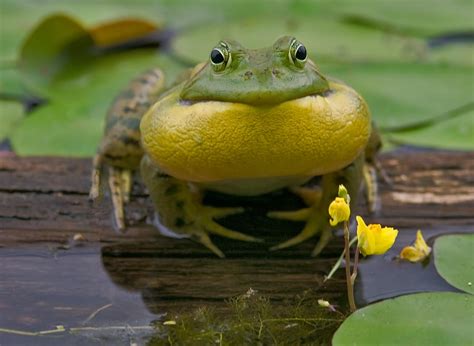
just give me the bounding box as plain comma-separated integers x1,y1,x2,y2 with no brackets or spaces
180,79,331,106
179,58,331,106
141,80,371,184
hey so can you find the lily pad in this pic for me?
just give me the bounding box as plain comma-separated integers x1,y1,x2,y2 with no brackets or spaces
321,62,474,150
387,109,474,150
11,51,181,156
2,1,474,154
434,234,474,294
333,292,474,346
7,13,182,156
0,101,23,141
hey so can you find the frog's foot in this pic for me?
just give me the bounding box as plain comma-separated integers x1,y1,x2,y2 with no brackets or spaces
89,154,102,201
107,167,133,232
89,154,134,232
267,186,331,256
194,206,264,257
363,161,390,215
155,206,262,258
363,163,378,214
107,167,125,231
268,207,332,256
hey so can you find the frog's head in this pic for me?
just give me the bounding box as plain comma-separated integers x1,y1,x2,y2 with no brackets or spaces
141,36,371,184
180,36,329,105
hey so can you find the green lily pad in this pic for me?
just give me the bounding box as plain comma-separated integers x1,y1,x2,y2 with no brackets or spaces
334,0,474,36
174,16,429,65
0,101,23,141
11,51,181,156
18,14,96,92
434,234,474,294
333,292,474,346
322,62,473,127
2,1,474,154
7,12,184,156
387,109,474,150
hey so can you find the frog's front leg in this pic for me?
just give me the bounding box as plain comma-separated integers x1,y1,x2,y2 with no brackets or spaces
140,156,263,258
269,154,364,256
89,69,165,231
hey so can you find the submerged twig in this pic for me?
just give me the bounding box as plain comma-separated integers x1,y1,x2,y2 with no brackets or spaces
82,303,113,325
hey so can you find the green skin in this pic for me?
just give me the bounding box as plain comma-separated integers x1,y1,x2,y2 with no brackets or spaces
91,36,379,257
181,36,329,105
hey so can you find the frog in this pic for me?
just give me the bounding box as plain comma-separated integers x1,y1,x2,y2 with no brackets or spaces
89,36,380,258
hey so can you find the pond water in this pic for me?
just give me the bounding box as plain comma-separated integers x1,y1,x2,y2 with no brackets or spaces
1,224,469,345
0,245,159,345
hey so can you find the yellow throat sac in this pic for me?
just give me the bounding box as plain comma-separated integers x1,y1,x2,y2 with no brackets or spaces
140,80,371,183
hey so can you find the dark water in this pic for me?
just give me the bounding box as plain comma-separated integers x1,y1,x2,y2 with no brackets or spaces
0,245,159,345
1,225,472,345
355,226,472,305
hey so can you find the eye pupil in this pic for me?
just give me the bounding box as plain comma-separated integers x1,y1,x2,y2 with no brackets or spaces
210,49,225,64
295,45,307,61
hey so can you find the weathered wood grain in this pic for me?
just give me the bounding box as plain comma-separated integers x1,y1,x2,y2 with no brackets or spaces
0,151,473,343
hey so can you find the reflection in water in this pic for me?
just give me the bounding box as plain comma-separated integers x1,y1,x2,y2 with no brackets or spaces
0,246,159,345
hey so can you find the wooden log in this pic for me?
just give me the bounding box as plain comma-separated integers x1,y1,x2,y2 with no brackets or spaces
0,150,473,340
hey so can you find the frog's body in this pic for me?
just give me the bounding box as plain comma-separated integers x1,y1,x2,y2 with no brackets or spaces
90,36,379,257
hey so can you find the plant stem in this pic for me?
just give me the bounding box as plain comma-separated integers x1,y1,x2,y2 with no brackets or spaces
324,236,357,282
344,221,356,312
351,247,360,286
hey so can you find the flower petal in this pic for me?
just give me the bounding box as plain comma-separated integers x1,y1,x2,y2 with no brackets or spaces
414,230,431,256
357,217,398,256
329,197,350,226
372,226,398,255
400,230,431,262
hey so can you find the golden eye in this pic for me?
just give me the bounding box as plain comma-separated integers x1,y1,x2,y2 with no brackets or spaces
289,39,307,68
210,42,231,72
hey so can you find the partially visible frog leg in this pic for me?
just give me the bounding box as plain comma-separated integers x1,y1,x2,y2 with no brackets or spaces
89,153,102,201
107,167,127,230
269,154,365,256
363,163,378,214
141,155,262,258
121,169,132,203
89,68,165,232
363,122,384,214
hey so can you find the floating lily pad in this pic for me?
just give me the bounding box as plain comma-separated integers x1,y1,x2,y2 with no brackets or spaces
11,51,181,156
387,109,474,150
434,234,474,294
333,292,474,346
334,0,474,36
2,0,474,154
0,101,23,141
6,13,183,156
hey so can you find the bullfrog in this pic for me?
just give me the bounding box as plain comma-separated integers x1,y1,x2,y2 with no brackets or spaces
89,36,379,257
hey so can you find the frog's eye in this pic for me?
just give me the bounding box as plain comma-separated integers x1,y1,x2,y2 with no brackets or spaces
289,39,307,68
210,44,231,72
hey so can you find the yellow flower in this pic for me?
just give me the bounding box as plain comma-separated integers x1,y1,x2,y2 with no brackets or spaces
328,197,350,226
356,216,398,256
399,230,431,262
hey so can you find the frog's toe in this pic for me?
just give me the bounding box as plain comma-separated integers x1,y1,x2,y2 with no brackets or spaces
267,208,311,221
269,216,320,251
108,167,126,232
89,154,102,201
194,232,225,258
204,206,245,219
120,169,132,204
201,215,263,243
311,228,333,257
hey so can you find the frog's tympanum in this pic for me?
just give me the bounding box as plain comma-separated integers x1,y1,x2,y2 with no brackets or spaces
90,36,379,257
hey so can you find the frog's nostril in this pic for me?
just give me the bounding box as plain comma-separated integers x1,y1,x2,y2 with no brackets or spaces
272,69,282,78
